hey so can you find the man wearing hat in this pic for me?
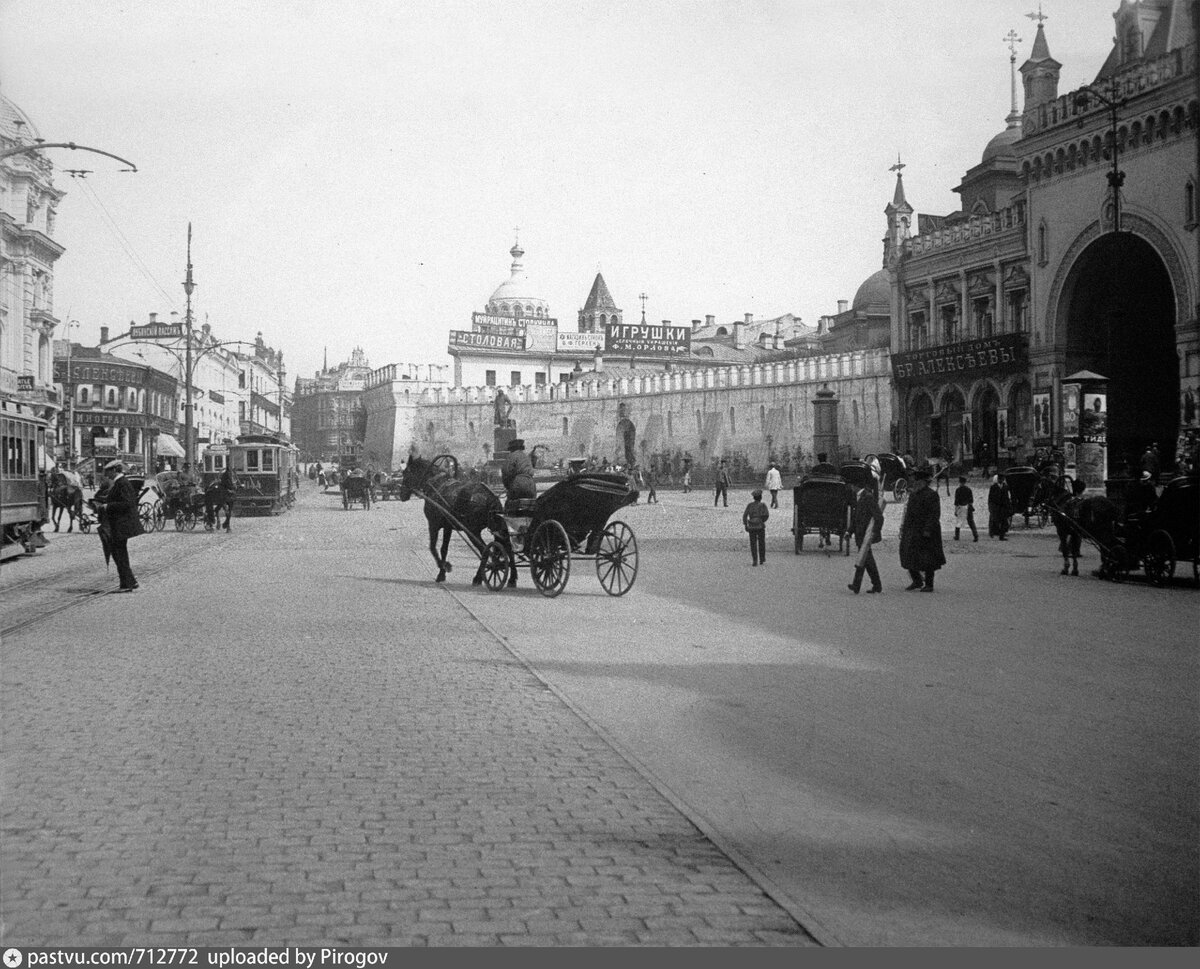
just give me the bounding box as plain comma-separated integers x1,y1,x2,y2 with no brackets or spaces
899,467,945,591
1125,469,1158,519
501,438,536,513
94,459,144,592
742,488,770,566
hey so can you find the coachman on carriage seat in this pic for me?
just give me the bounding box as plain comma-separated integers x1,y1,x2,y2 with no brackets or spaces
501,439,536,513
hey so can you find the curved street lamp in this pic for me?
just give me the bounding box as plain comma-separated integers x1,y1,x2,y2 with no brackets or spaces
1073,79,1127,234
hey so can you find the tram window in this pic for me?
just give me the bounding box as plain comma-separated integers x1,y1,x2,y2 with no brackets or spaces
246,450,259,471
262,450,274,471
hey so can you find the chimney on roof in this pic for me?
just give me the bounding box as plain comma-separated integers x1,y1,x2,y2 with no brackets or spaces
593,347,603,372
733,320,745,350
100,326,110,344
774,333,783,350
837,300,848,315
705,315,715,327
149,312,157,324
744,313,753,325
817,316,828,335
692,319,701,329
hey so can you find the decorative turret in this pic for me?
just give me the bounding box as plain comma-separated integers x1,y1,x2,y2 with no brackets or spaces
1019,10,1061,112
884,156,913,258
577,272,621,333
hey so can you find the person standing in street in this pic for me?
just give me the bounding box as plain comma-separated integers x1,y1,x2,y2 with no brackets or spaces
765,461,782,509
953,475,979,542
95,459,143,592
644,465,658,504
848,481,885,594
682,467,691,493
899,468,945,592
714,459,731,507
742,489,769,566
988,473,1013,541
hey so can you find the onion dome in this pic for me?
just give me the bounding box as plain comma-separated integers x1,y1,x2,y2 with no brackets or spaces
982,125,1021,163
0,89,43,143
852,269,890,311
486,240,549,319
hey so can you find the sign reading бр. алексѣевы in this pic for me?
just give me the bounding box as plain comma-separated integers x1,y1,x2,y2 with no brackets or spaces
891,333,1026,385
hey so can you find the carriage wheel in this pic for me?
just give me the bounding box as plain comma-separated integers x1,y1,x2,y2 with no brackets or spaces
175,509,186,531
596,520,638,596
529,520,571,598
185,509,198,530
154,504,166,531
79,517,91,534
1037,503,1050,529
893,478,908,502
481,541,512,592
139,503,156,532
1101,540,1131,582
1143,530,1176,587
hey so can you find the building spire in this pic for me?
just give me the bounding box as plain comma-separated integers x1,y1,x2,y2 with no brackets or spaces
639,292,648,325
1005,29,1023,127
889,155,908,207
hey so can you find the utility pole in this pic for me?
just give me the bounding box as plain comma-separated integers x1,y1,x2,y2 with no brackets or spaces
182,224,196,471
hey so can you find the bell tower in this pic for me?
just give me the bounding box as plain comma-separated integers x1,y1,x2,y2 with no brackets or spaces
883,156,913,261
1020,8,1061,112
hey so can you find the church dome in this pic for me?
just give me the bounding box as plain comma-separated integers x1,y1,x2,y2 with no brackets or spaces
852,269,890,311
486,241,550,319
982,125,1021,163
0,90,43,143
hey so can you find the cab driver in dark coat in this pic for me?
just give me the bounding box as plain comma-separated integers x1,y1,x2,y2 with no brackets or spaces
501,438,536,513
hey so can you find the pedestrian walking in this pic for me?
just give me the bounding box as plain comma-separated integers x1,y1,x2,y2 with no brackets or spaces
765,461,782,509
94,459,144,592
743,489,769,566
899,468,945,592
988,473,1013,540
848,481,885,594
645,466,658,504
953,475,979,541
714,459,731,507
682,468,691,493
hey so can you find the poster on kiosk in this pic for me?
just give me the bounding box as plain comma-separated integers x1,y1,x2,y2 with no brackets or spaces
1062,371,1108,489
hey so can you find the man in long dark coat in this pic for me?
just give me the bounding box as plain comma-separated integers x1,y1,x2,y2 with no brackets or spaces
899,468,946,592
95,459,144,592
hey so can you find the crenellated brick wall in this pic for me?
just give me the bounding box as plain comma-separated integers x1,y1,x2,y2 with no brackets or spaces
363,349,893,479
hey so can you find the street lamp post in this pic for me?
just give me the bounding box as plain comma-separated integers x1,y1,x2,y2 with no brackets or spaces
1074,78,1126,233
65,320,79,466
182,224,197,471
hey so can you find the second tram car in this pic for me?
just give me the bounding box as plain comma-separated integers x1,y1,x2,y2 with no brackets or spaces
202,434,298,515
1,399,51,561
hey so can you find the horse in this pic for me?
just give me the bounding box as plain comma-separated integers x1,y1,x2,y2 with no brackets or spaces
1046,482,1121,577
48,469,84,532
204,476,236,531
399,454,508,585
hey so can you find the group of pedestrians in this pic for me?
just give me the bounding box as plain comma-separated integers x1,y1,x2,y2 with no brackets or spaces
731,462,950,593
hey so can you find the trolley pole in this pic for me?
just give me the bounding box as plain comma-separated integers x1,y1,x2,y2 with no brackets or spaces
182,224,196,472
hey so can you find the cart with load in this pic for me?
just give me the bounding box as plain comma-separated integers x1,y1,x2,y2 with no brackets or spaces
1111,473,1200,586
341,472,372,510
792,471,854,554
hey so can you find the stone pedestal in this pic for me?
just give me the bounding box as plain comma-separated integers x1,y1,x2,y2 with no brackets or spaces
494,425,516,456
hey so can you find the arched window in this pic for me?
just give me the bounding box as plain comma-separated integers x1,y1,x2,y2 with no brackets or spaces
107,388,116,406
852,399,860,426
729,406,736,435
695,410,702,435
1037,221,1048,265
759,404,766,431
80,387,89,405
667,411,673,437
561,417,568,436
788,403,794,431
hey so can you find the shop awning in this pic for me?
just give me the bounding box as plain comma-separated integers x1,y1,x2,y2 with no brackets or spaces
156,434,186,458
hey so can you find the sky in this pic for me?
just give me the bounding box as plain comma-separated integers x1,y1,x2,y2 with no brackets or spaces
0,0,1117,384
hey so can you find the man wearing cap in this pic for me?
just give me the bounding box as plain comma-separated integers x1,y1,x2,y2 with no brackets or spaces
742,488,769,566
1125,470,1158,519
95,459,143,592
501,438,536,513
899,468,945,591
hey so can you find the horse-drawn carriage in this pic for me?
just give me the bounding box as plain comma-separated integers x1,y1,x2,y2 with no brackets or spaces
1003,466,1052,529
378,471,405,501
341,472,371,510
400,454,639,597
1107,474,1200,586
792,470,854,554
864,452,912,502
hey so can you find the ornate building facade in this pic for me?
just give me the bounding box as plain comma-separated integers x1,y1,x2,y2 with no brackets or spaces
1,90,65,442
887,1,1198,484
292,347,374,463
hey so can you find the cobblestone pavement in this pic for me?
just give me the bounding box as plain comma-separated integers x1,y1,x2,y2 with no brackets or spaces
1,487,817,947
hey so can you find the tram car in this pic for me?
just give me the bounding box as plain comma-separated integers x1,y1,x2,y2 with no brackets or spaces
1,399,51,561
202,434,299,515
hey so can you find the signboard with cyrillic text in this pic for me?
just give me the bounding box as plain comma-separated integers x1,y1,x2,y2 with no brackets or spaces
605,323,691,356
449,330,526,352
557,332,604,354
891,333,1026,386
130,323,183,340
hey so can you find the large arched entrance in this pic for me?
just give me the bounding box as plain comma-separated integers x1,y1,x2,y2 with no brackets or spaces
1062,232,1178,472
910,392,933,461
939,388,966,462
973,384,1001,469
